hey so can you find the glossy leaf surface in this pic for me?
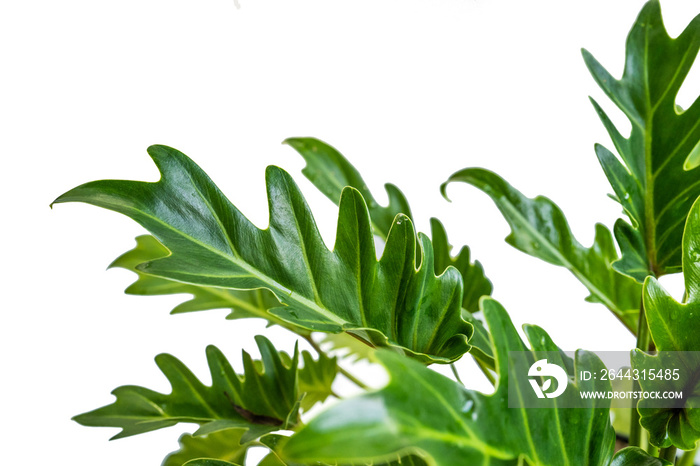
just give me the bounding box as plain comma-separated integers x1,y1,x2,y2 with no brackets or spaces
583,1,700,278
111,235,298,332
73,336,323,442
53,145,471,363
285,137,493,313
282,299,614,466
442,168,642,332
632,198,700,450
610,447,671,466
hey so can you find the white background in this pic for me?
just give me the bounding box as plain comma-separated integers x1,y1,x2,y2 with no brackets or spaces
3,0,700,464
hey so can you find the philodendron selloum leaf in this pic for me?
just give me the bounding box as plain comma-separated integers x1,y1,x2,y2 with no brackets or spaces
285,137,493,364
163,429,249,466
259,434,429,466
631,197,700,450
442,168,642,333
610,447,672,466
583,0,700,279
110,235,302,333
73,336,330,442
281,298,615,466
53,145,472,363
284,137,493,314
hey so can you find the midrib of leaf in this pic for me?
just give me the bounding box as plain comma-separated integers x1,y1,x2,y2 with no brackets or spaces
643,24,658,276
401,362,507,459
499,201,625,318
128,203,347,328
506,342,542,466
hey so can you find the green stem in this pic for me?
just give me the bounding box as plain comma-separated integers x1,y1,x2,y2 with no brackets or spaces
678,446,698,466
475,356,496,386
450,363,464,385
303,335,370,391
660,446,678,463
630,300,651,448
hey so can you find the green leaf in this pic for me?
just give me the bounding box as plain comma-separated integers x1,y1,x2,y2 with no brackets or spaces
631,197,700,450
583,1,700,278
53,145,471,364
285,137,493,314
281,298,615,466
163,428,249,466
611,447,672,466
297,350,337,411
283,137,412,241
110,235,303,333
183,460,240,466
442,168,642,333
259,433,429,466
73,336,303,441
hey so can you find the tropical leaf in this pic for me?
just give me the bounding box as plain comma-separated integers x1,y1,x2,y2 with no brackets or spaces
110,235,301,333
52,145,471,364
297,350,337,411
611,447,672,466
281,298,615,466
283,137,412,241
631,197,700,450
583,0,700,279
163,428,249,466
442,168,643,333
183,460,239,466
285,137,493,365
284,137,493,313
73,336,308,442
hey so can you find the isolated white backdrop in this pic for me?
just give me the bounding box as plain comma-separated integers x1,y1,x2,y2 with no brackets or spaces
3,0,700,464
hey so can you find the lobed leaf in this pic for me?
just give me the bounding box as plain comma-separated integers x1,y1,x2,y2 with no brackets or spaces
442,168,642,333
110,235,300,332
281,299,615,466
583,0,700,278
73,336,332,442
632,196,700,450
284,137,493,313
53,145,472,363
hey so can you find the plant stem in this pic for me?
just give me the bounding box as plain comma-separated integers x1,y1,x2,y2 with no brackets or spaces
303,334,370,391
660,446,678,463
678,446,698,466
450,363,464,385
475,356,496,386
630,300,651,448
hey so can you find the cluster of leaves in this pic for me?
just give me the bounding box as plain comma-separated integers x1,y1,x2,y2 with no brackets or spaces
53,1,700,465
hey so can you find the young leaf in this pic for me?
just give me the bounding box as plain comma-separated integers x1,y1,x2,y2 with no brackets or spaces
611,447,672,466
111,235,301,333
281,298,615,466
73,336,319,442
284,137,493,314
163,429,249,466
53,145,471,364
631,197,700,450
583,0,700,278
442,168,642,333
